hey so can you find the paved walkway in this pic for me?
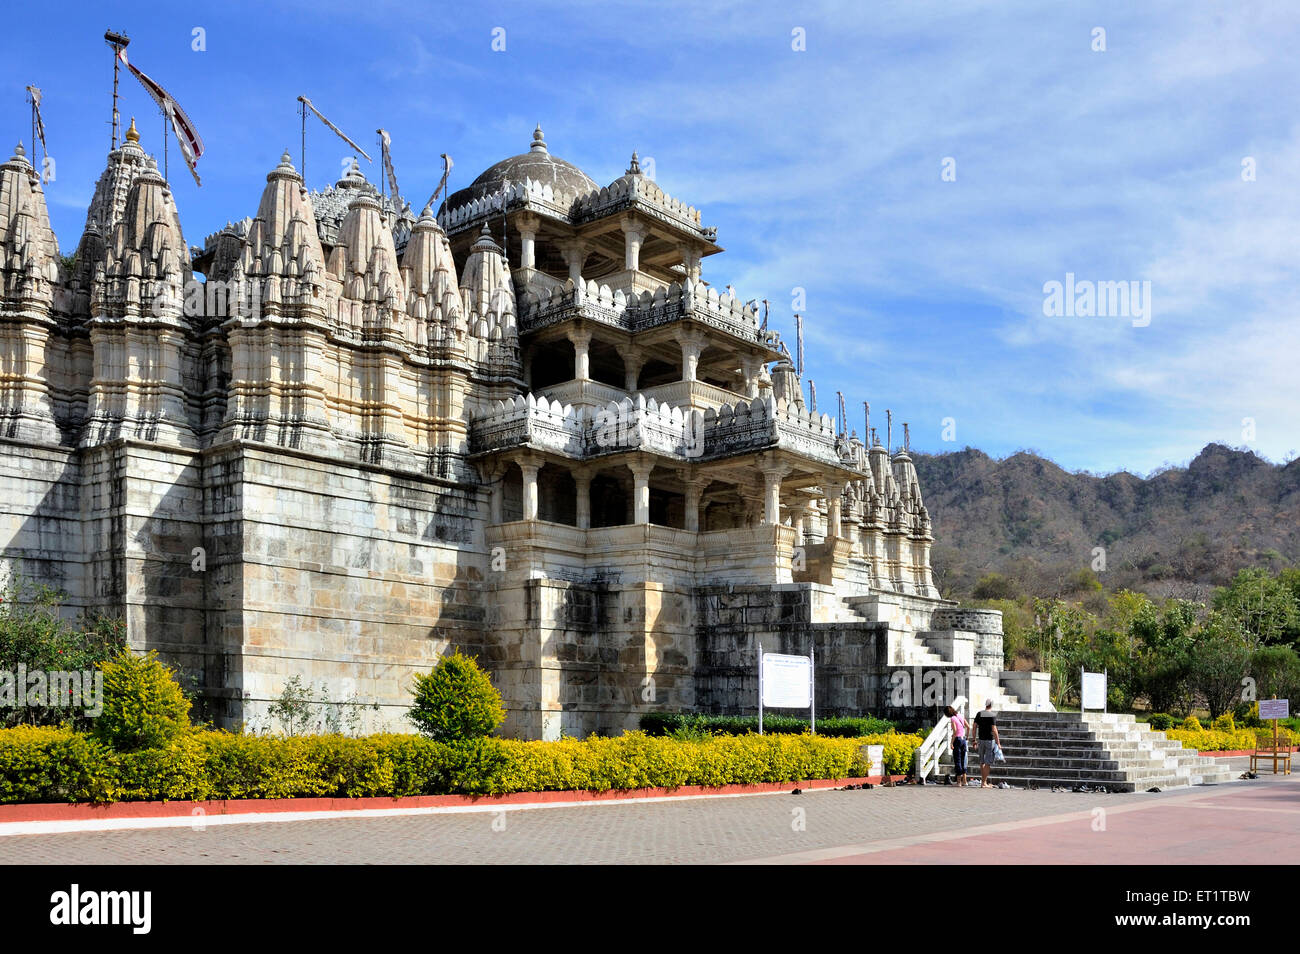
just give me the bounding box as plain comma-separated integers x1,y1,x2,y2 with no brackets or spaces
1,763,1291,865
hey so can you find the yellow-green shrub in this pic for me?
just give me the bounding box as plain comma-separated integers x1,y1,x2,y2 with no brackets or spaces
199,734,397,799
112,733,210,801
0,727,925,804
94,650,191,751
1166,727,1294,752
0,726,116,803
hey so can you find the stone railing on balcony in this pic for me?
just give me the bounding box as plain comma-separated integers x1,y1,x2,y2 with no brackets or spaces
470,392,852,471
570,175,715,240
438,178,577,234
470,393,586,458
518,278,783,353
438,174,719,243
640,379,745,411
538,378,629,408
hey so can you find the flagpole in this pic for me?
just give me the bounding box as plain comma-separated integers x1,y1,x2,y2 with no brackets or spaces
300,100,307,183
104,31,130,150
163,111,169,183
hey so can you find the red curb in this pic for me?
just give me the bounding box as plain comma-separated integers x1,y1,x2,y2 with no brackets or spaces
0,774,907,823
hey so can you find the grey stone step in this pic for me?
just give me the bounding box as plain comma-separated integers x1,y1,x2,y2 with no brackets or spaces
930,709,1237,791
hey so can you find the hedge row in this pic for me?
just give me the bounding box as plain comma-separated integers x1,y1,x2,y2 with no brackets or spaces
1166,727,1296,753
639,712,901,738
0,727,922,804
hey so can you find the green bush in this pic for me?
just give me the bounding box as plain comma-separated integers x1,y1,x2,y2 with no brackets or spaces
1147,713,1174,731
0,727,923,804
639,712,900,738
1211,713,1235,733
407,652,504,742
1180,716,1203,731
93,651,192,751
0,726,116,803
0,576,126,729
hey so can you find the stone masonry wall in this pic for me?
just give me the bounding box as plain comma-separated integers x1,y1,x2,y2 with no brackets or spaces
211,444,489,732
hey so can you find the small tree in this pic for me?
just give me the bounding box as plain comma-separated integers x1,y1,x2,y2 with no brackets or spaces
1250,646,1300,701
408,651,504,742
1186,615,1252,719
0,573,125,728
973,573,1020,601
268,675,318,736
94,650,192,750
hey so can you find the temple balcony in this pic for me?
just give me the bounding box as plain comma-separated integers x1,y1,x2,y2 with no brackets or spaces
468,391,855,471
517,278,783,357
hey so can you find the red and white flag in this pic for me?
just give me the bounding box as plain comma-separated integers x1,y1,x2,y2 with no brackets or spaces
118,48,204,187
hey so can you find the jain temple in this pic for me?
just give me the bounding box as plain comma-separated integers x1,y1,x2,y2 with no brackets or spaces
0,120,1051,737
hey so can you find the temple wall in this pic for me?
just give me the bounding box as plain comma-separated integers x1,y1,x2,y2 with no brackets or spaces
0,438,86,611
213,445,489,732
693,584,892,717
483,522,697,739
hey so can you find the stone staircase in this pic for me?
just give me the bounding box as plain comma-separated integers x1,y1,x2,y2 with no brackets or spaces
945,710,1236,792
840,593,1049,713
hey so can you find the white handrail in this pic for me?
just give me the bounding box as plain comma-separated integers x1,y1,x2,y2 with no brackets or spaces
914,695,967,782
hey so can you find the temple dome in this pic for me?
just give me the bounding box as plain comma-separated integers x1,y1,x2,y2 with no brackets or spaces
442,125,597,212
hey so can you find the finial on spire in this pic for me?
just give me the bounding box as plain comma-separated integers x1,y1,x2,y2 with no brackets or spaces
125,116,139,144
627,150,641,175
13,141,25,159
531,124,547,153
903,422,910,453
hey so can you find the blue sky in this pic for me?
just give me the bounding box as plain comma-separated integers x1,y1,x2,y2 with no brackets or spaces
5,0,1297,475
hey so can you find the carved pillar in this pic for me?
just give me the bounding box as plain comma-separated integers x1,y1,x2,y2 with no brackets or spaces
560,240,587,283
519,458,542,521
678,244,702,283
760,461,792,526
617,345,644,393
628,456,653,524
675,329,707,383
620,214,645,271
574,466,593,530
824,479,845,539
739,354,764,399
568,328,592,382
683,476,707,533
516,212,540,270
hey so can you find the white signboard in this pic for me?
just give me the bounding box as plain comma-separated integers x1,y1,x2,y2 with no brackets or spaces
1260,699,1290,720
762,653,812,709
866,744,885,777
1081,670,1107,711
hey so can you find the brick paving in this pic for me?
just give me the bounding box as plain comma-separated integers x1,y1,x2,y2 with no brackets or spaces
0,761,1287,865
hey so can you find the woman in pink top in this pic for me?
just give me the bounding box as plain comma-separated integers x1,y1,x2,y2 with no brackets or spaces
945,705,969,787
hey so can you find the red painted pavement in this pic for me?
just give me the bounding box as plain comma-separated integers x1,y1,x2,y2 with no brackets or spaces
813,784,1300,864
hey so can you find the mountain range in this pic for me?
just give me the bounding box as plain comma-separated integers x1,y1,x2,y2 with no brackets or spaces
911,443,1300,602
